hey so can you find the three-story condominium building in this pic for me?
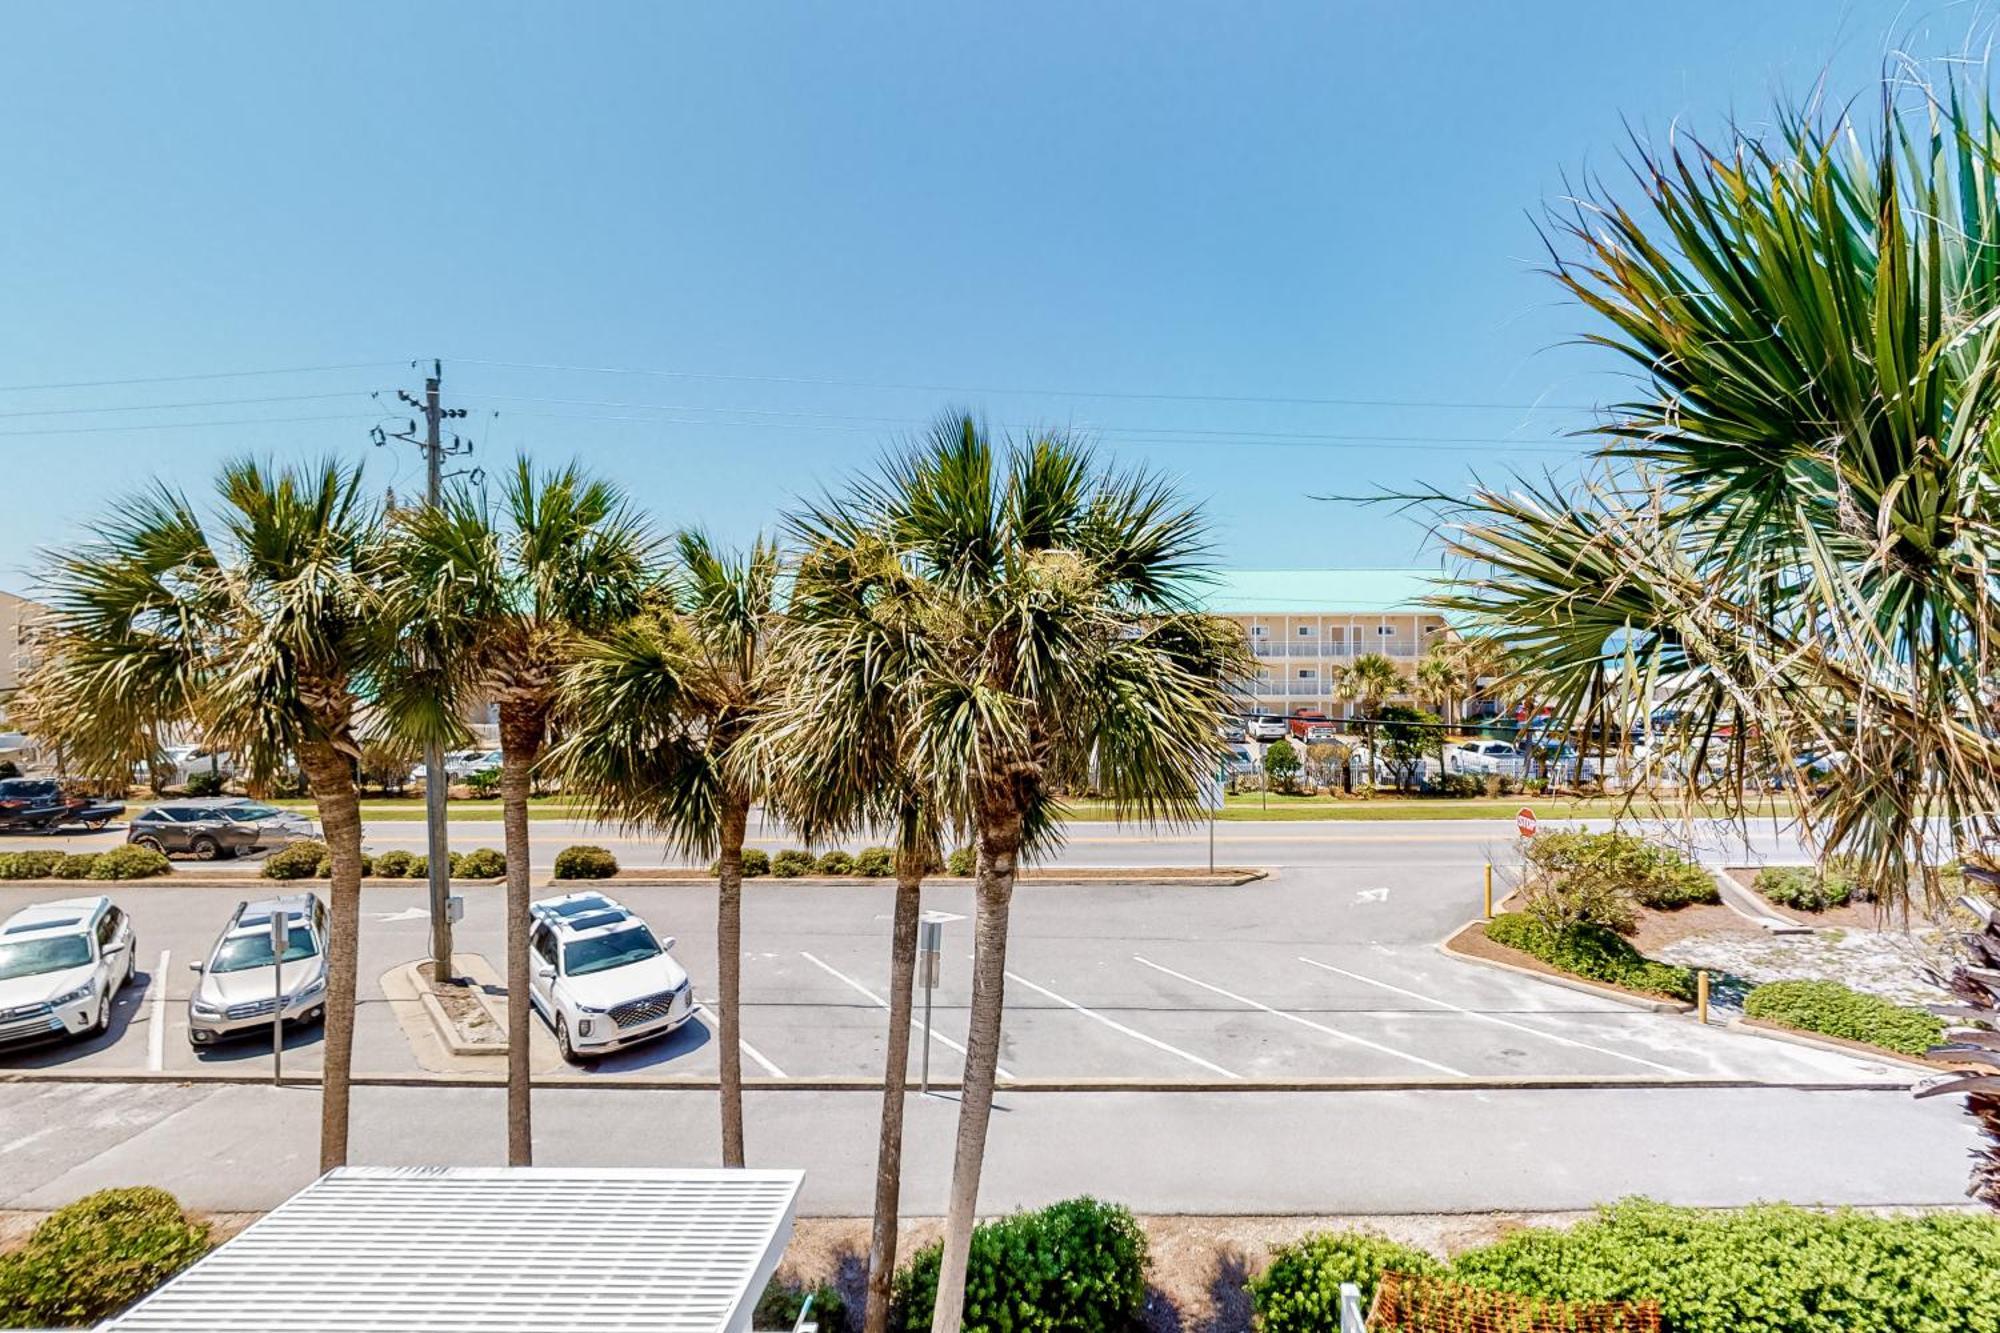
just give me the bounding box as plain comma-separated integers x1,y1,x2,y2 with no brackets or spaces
1193,568,1449,719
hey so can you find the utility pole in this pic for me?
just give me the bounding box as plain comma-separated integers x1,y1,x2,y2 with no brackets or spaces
375,360,477,979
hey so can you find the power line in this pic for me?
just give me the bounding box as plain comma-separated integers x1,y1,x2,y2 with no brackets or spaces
0,412,377,439
0,361,406,395
0,391,372,421
450,356,1598,413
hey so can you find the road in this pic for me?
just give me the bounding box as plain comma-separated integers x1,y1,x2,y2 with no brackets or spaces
0,816,1968,1217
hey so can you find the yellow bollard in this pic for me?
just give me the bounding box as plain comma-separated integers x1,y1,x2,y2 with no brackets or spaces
1483,863,1494,919
1698,969,1710,1024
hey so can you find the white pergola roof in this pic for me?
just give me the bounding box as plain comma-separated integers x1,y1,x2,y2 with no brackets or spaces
105,1166,803,1333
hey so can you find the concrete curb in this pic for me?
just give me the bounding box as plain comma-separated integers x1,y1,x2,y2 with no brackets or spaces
1437,919,1693,1014
1709,866,1812,934
0,1068,1911,1092
1728,1016,1937,1075
0,869,1267,890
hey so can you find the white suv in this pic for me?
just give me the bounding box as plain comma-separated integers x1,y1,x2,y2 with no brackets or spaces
187,893,329,1047
528,892,694,1063
0,896,137,1049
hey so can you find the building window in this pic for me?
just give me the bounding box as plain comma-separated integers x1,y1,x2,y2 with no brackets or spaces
1250,625,1268,638
1377,625,1395,636
1297,625,1314,636
1297,668,1317,681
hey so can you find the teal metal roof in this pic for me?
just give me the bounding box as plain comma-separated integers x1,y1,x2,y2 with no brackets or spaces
1190,568,1446,615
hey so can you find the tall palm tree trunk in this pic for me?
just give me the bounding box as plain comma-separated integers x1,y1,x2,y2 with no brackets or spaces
863,835,925,1333
717,792,749,1167
496,699,545,1167
929,812,1019,1333
298,739,364,1173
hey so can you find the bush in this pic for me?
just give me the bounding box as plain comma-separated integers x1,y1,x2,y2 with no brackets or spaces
893,1196,1147,1333
373,850,415,879
1448,1198,2000,1333
1432,771,1484,799
0,759,17,778
464,768,501,799
0,850,63,880
739,848,770,878
182,770,225,798
51,854,99,881
261,841,330,880
1753,864,1856,912
1743,979,1944,1057
553,844,619,879
1485,912,1697,1001
754,1278,846,1333
1521,830,1717,934
854,846,895,877
771,849,814,878
947,846,977,876
86,845,171,881
814,850,854,876
455,847,506,879
0,1185,212,1328
1249,1231,1443,1331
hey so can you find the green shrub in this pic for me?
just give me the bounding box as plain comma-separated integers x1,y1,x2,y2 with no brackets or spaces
754,1278,846,1333
1753,864,1856,912
1743,979,1943,1057
947,846,977,876
182,770,225,798
1520,830,1717,934
854,846,894,878
0,1185,212,1328
1485,912,1697,1001
373,850,415,879
1249,1231,1443,1331
455,847,506,879
893,1196,1147,1333
1448,1198,2000,1333
51,854,99,881
1432,771,1485,799
261,841,330,880
813,850,854,876
86,845,171,881
464,768,501,799
0,850,63,880
771,849,814,878
0,759,17,779
739,848,770,878
553,844,618,880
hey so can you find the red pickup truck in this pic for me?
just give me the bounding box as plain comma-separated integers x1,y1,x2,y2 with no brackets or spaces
1288,709,1332,739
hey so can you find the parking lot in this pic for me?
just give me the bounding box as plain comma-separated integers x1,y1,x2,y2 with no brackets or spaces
0,826,1905,1086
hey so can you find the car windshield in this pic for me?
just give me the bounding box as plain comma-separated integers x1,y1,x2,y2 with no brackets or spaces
211,925,317,972
0,935,92,979
563,925,662,977
222,804,283,821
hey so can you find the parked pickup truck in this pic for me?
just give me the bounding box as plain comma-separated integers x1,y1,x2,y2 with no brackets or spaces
0,779,126,833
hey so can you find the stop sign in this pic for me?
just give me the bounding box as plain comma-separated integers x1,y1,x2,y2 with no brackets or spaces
1516,807,1537,838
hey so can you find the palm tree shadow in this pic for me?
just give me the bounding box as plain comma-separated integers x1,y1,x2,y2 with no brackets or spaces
1138,1248,1252,1333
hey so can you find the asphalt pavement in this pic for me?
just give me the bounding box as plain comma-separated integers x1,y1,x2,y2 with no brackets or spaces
0,815,1966,1217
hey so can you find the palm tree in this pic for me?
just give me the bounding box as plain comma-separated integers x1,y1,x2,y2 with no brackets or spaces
1336,651,1404,718
23,459,397,1171
809,415,1246,1333
755,511,947,1333
386,459,656,1166
1413,647,1464,721
543,532,779,1167
1416,72,2000,899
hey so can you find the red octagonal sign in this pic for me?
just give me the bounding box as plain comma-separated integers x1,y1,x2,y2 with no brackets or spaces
1516,807,1537,838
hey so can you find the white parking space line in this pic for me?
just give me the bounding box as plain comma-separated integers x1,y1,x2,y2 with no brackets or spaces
1132,955,1468,1077
799,951,1015,1080
147,949,169,1072
692,1003,787,1079
1296,956,1690,1076
1003,970,1240,1079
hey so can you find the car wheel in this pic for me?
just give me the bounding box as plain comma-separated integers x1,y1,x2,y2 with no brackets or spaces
556,1016,583,1064
124,949,136,985
131,835,164,855
91,992,111,1036
189,835,220,861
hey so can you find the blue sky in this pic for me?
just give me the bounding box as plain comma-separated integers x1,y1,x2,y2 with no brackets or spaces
0,2,1957,589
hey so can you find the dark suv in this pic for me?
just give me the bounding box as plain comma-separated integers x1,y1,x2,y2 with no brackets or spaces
0,779,125,833
126,799,316,860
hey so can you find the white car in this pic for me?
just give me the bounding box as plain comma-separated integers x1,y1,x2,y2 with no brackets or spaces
528,892,695,1063
187,893,330,1047
412,749,504,783
160,744,236,789
1449,740,1525,775
1245,715,1289,742
0,896,136,1049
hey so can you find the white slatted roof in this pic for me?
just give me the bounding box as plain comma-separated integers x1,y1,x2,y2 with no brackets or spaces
104,1166,802,1333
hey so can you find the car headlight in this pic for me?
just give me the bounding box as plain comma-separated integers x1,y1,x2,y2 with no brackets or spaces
293,976,326,1001
576,1002,608,1015
191,999,223,1018
49,985,93,1008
